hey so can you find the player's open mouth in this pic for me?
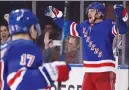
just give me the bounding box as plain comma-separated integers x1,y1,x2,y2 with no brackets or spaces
2,35,6,38
88,16,92,19
88,17,93,21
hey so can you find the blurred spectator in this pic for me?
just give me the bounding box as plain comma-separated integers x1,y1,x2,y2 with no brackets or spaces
43,31,61,63
63,35,82,64
37,23,61,50
0,25,9,44
43,32,82,63
39,24,81,63
43,31,53,63
38,23,61,63
44,24,53,34
0,24,11,50
43,23,61,41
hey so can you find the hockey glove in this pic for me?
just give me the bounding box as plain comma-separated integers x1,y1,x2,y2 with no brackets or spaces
114,4,128,22
39,61,71,83
45,6,63,19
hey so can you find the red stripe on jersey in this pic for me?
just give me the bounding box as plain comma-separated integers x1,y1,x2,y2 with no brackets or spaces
8,70,23,86
53,8,59,16
122,9,126,17
0,60,4,90
84,63,115,68
45,86,51,90
53,10,57,16
55,8,59,15
72,22,76,36
112,27,117,36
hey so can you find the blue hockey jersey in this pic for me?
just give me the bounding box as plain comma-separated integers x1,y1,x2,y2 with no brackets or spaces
0,39,54,90
54,18,128,72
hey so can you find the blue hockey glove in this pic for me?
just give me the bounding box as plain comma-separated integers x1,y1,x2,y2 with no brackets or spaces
114,4,128,22
45,6,63,19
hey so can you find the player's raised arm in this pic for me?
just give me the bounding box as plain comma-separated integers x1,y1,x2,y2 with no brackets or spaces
45,6,81,37
111,4,128,37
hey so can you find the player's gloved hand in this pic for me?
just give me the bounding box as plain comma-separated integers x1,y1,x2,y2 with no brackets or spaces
114,4,128,22
45,6,63,19
39,61,71,83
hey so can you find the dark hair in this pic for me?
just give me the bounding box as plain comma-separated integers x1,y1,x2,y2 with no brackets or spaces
0,24,8,30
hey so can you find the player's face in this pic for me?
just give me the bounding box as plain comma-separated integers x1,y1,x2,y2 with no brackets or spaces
87,9,97,23
0,25,9,42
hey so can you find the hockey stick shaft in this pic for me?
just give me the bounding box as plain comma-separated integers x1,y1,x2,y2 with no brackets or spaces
60,1,69,55
115,14,121,69
58,1,69,90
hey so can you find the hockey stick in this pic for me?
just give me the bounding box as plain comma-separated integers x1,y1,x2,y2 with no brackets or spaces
58,1,69,90
114,4,124,69
115,3,126,69
60,1,69,55
115,15,120,69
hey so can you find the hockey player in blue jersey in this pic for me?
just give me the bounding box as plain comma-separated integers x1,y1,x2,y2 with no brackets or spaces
0,9,70,90
45,2,128,90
